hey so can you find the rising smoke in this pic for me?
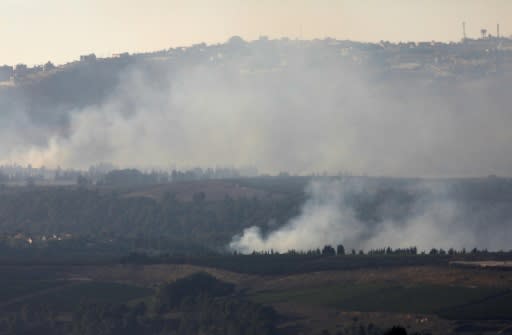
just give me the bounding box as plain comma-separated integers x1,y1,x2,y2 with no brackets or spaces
1,40,512,177
229,178,512,253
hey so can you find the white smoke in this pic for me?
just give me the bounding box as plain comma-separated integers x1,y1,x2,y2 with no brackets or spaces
229,179,512,253
230,180,363,253
1,41,512,177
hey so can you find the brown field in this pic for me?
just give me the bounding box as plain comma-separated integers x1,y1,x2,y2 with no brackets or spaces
68,263,255,287
66,263,512,292
272,302,455,335
64,264,512,334
451,260,512,269
4,263,512,334
254,265,512,291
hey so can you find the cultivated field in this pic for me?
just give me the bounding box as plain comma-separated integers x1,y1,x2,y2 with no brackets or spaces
2,261,512,334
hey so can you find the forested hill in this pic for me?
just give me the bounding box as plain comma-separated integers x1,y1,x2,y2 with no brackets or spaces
0,178,303,256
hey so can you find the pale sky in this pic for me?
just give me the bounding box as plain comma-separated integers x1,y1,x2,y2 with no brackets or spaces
1,0,510,65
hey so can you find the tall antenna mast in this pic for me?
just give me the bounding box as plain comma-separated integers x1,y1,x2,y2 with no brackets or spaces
497,24,500,39
462,22,467,41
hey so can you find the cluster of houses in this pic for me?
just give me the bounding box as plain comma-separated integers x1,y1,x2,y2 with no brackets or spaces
0,61,56,82
1,232,73,248
2,33,512,85
0,51,128,83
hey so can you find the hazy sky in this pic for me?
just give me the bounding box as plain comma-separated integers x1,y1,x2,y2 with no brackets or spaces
1,0,510,65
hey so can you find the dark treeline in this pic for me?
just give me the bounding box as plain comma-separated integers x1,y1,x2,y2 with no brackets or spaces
0,165,256,186
247,245,419,256
96,167,256,186
238,245,498,258
120,246,512,276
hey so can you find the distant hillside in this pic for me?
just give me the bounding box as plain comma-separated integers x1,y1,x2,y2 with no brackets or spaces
1,37,512,175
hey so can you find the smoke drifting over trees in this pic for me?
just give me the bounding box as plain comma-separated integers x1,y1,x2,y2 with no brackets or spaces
1,38,512,177
230,178,512,253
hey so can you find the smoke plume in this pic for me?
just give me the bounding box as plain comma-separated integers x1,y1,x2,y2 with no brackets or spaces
1,40,512,176
229,179,512,253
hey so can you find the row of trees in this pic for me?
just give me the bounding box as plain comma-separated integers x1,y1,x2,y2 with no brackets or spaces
249,245,419,257
245,245,498,257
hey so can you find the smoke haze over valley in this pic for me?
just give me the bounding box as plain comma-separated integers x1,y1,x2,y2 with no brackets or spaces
2,38,512,178
4,4,512,334
2,37,512,255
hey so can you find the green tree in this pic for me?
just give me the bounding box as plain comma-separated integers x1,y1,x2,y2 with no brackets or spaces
322,245,336,256
336,244,345,255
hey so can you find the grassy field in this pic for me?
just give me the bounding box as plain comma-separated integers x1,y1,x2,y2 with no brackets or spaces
16,282,153,311
0,266,69,303
3,262,512,327
439,291,512,320
252,283,512,320
0,280,68,303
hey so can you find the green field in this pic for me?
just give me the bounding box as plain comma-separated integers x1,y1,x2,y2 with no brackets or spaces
253,284,512,319
18,282,154,311
0,280,68,303
438,291,512,320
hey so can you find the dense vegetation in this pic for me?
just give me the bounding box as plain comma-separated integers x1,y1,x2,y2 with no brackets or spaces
0,273,279,335
154,272,235,312
0,180,302,256
1,176,512,261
